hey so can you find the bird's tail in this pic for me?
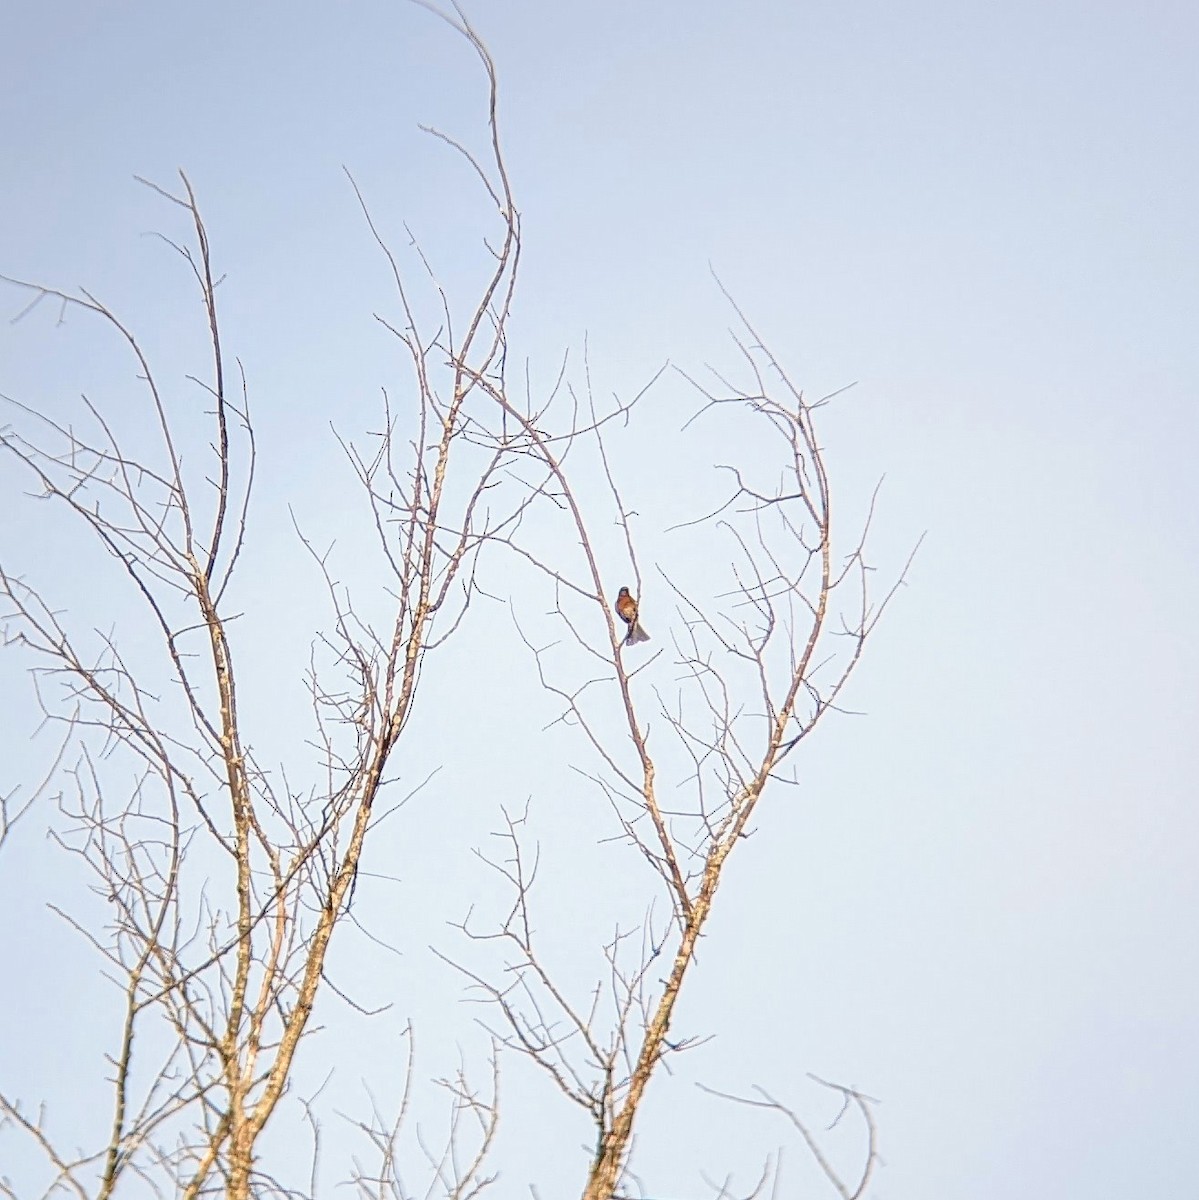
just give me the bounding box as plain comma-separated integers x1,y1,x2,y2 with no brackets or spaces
626,623,651,645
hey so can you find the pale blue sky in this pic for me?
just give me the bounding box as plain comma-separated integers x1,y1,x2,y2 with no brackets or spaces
2,2,1197,1197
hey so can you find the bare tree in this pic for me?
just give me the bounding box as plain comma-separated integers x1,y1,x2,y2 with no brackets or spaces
0,7,911,1200
434,280,914,1198
0,12,522,1196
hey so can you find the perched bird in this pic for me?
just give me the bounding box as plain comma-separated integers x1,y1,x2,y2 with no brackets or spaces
615,586,650,646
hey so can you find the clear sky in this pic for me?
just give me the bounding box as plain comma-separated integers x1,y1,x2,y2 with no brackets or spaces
2,2,1197,1198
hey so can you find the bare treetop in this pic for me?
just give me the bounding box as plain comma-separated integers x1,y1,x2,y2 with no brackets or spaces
0,8,913,1200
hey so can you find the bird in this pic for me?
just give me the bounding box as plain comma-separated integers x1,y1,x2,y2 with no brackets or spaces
615,586,650,646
